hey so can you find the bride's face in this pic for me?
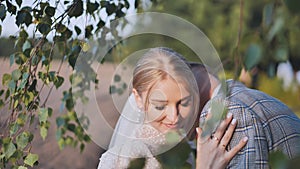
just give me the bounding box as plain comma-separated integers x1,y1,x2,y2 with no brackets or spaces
135,77,193,133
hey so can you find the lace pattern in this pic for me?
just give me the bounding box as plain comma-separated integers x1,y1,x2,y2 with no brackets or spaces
98,124,164,169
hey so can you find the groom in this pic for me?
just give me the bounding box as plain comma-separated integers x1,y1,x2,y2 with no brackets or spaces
190,63,300,168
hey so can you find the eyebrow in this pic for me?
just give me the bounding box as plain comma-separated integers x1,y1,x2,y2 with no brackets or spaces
150,95,191,103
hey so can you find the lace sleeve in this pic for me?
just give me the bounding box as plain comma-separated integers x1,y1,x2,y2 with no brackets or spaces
97,140,161,169
97,151,120,169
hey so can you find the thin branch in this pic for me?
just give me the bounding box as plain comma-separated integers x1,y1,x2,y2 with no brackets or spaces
233,0,244,80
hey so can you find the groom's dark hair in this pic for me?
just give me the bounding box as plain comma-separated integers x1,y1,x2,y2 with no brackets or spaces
186,62,212,139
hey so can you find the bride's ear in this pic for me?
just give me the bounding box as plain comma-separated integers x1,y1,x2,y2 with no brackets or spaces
132,88,144,110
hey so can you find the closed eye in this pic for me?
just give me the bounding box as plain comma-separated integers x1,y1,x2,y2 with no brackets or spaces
180,97,192,107
155,105,166,110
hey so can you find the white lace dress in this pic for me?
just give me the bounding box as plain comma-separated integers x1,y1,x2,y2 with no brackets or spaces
97,125,165,169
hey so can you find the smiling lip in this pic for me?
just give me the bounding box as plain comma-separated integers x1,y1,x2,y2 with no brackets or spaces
164,123,177,129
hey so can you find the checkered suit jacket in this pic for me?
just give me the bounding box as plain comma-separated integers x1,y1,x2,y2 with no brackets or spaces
200,80,300,169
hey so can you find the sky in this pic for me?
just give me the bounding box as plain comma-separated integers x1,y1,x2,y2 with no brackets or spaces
0,0,139,38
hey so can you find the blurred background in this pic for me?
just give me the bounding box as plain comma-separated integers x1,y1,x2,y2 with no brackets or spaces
0,0,300,168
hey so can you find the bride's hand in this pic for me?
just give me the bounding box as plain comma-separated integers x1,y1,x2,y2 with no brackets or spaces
195,113,248,169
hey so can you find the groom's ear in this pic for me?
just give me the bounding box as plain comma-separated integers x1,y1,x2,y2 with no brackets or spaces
132,88,144,109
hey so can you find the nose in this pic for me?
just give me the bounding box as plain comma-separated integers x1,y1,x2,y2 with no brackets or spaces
166,105,179,124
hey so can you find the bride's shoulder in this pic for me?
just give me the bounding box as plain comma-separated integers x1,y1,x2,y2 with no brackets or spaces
98,139,156,169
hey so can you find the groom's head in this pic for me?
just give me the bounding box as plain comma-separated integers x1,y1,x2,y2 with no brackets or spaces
186,63,212,139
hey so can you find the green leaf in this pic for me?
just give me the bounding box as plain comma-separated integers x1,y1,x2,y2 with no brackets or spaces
244,43,262,70
17,112,27,126
83,134,91,142
284,0,300,14
267,63,276,78
2,73,12,85
56,117,65,127
66,98,74,111
74,26,81,35
37,23,51,35
56,129,62,140
67,0,83,18
62,28,72,40
54,76,64,88
24,153,39,167
18,73,29,90
0,99,4,108
122,83,127,90
48,108,53,117
267,17,284,42
109,85,116,94
58,138,65,150
106,3,117,16
10,54,15,66
263,3,273,28
38,108,48,124
6,0,16,15
128,158,146,169
156,139,191,168
40,126,48,140
56,23,67,33
16,10,32,27
16,132,29,150
68,45,81,69
12,69,22,81
81,42,90,52
114,74,121,82
65,136,73,145
80,143,85,153
134,0,139,9
19,29,28,38
9,123,19,136
16,0,22,7
87,2,99,14
5,89,10,100
22,40,31,52
165,131,181,144
85,25,93,39
13,99,19,109
0,4,6,21
44,6,55,17
124,0,130,9
4,141,16,159
116,9,125,18
275,47,288,62
67,123,76,132
96,20,105,29
18,166,27,169
30,114,35,126
8,80,16,93
269,151,288,169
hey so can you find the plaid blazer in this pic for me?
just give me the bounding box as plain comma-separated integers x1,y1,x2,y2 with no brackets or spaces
200,80,300,169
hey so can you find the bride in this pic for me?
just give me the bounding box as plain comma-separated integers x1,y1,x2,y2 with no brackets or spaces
97,47,248,169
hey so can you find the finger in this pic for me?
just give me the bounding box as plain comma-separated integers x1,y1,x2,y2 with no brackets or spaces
196,127,203,137
196,127,203,150
226,136,248,161
196,127,210,145
219,118,237,149
213,113,233,143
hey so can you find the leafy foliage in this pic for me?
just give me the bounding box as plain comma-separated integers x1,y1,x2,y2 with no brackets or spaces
0,0,299,168
0,0,139,168
151,0,300,78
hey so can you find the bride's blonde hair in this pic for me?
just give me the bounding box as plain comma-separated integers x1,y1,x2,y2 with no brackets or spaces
132,47,199,115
